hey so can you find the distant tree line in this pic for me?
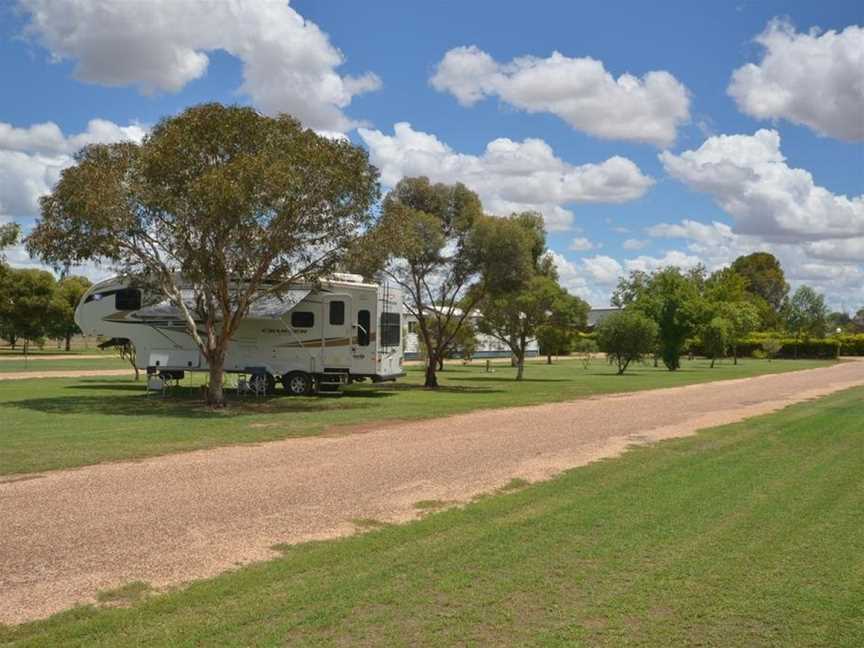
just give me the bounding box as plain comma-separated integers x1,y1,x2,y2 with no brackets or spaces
594,251,863,373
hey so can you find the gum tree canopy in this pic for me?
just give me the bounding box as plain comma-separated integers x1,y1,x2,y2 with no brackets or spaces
350,177,535,388
27,103,379,406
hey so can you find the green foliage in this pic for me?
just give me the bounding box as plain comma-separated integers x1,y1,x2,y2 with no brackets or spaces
477,274,588,380
785,285,829,342
595,310,659,375
27,103,379,405
0,267,58,350
0,222,20,259
360,183,537,387
571,337,599,368
702,317,732,367
45,275,92,349
731,252,789,314
762,339,782,360
619,267,701,371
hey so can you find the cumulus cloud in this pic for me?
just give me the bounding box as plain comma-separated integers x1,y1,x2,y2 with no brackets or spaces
547,251,610,307
19,0,380,133
569,237,596,251
0,118,143,219
581,255,624,285
647,218,864,309
430,46,690,146
728,20,864,141
0,119,146,157
804,237,864,263
622,238,648,250
660,129,864,242
624,250,702,274
357,122,653,231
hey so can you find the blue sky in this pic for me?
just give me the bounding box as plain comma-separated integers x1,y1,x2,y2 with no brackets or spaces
1,0,862,309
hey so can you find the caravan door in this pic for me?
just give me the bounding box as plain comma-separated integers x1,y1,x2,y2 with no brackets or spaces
322,294,353,369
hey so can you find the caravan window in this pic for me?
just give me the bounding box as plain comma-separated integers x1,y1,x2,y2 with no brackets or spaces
380,312,400,347
291,311,314,328
329,301,345,325
357,310,370,346
115,289,141,311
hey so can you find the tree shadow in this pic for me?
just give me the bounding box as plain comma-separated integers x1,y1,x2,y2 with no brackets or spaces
6,391,385,419
453,376,571,383
372,382,503,395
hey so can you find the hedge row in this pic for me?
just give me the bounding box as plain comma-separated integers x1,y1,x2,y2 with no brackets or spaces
581,329,864,359
700,334,864,359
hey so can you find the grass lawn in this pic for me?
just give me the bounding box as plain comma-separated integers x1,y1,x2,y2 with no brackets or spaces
2,385,861,646
0,358,834,476
0,357,128,373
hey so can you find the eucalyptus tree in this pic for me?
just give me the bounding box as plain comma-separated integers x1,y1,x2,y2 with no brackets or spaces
472,213,588,380
785,285,829,357
27,103,379,405
46,275,92,350
352,178,534,387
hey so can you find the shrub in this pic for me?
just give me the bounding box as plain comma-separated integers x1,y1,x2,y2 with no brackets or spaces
572,337,599,369
596,311,658,375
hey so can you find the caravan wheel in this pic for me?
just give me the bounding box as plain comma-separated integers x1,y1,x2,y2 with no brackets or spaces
283,371,313,396
249,372,276,395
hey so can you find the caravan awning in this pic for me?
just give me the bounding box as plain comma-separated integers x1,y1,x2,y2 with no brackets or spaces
134,289,312,321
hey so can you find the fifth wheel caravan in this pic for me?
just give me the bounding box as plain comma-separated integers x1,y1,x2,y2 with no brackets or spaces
75,274,404,394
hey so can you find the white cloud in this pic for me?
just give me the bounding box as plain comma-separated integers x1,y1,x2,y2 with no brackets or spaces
19,0,380,133
547,251,609,307
624,250,702,274
728,20,864,141
430,46,691,146
358,122,653,231
660,129,864,242
804,238,864,263
581,255,623,285
569,237,595,251
0,119,146,156
0,119,144,219
622,238,648,250
646,218,864,310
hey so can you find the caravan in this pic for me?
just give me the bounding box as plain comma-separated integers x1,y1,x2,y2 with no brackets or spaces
75,274,404,394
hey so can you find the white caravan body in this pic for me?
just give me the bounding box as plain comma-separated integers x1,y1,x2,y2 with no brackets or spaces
75,275,404,390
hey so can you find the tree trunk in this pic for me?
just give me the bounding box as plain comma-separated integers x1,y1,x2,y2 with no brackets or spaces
618,357,630,375
424,357,439,388
438,355,444,371
206,354,227,407
65,333,72,351
515,354,525,381
733,344,738,365
546,353,552,365
710,356,716,368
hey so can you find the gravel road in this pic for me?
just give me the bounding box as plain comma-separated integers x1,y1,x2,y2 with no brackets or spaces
1,360,862,624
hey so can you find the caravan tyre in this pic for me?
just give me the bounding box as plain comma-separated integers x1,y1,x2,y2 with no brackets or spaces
249,372,276,395
283,371,313,396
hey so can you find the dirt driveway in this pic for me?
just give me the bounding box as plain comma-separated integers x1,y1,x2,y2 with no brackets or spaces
1,360,862,624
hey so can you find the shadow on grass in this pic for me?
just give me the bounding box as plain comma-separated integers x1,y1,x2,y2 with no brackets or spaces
371,382,503,395
454,376,571,383
6,392,385,419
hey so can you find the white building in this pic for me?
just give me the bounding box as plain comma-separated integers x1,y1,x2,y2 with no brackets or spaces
403,309,539,360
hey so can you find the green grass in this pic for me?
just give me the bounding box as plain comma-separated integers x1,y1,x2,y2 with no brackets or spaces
0,358,833,476
94,582,152,606
2,385,861,647
0,357,128,373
